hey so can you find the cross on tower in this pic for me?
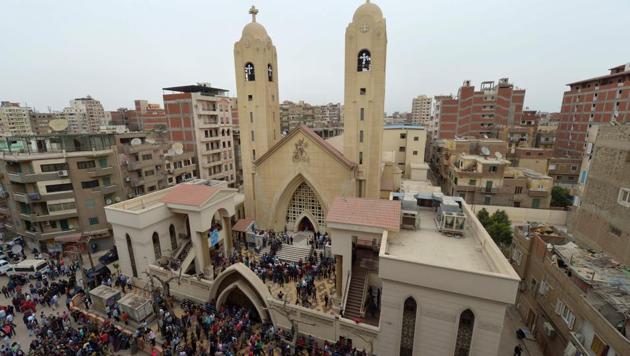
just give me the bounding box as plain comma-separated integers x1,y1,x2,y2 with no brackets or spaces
360,52,371,65
249,6,259,22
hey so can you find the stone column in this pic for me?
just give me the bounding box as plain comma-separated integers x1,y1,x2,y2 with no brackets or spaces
223,216,233,257
191,231,213,280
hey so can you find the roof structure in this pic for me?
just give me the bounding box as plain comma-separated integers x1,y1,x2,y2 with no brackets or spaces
254,125,356,169
162,85,228,95
161,184,220,207
232,218,255,233
326,197,401,232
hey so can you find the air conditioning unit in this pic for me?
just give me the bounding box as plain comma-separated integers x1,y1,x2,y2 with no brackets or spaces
57,170,68,177
543,322,556,337
128,193,135,199
125,177,131,182
123,160,129,165
114,196,121,202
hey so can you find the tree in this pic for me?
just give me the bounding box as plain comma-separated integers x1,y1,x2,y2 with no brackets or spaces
477,209,513,247
477,208,491,227
551,186,572,208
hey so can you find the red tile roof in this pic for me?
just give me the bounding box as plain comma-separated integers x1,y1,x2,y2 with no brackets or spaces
326,197,401,232
161,184,220,207
232,218,255,232
254,125,356,169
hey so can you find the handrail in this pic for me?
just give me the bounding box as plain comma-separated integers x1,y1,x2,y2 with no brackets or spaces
341,270,351,314
359,274,369,317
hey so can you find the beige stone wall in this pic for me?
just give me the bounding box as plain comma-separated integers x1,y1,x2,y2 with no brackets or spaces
470,204,568,225
382,128,426,178
253,131,355,232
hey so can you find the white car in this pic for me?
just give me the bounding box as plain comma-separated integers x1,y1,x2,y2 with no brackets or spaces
0,260,11,275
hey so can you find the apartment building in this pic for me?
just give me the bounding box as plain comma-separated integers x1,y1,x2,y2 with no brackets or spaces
410,95,432,126
548,157,581,188
63,97,108,133
556,64,630,158
428,95,452,140
116,133,169,198
510,147,553,175
29,112,59,135
510,225,630,356
443,153,552,208
163,84,235,186
382,124,427,179
0,102,32,136
536,124,558,149
0,134,122,251
569,124,630,265
110,100,168,132
435,78,526,139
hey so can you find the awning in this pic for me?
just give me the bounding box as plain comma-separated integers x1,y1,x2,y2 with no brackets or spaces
232,218,255,233
54,233,83,243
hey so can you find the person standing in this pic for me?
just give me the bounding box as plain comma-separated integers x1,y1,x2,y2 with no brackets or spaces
514,344,523,356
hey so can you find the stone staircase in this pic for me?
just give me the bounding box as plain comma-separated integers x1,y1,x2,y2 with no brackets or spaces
261,243,313,263
343,269,367,320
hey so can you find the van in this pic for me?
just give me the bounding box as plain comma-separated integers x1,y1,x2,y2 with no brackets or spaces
0,260,10,275
7,259,49,278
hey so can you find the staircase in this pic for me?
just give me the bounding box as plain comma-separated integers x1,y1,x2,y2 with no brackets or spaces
261,244,313,263
344,269,367,320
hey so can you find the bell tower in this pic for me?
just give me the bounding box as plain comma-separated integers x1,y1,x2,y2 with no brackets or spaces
234,6,281,217
343,0,387,199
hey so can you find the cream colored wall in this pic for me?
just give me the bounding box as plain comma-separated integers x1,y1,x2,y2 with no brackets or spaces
377,279,508,356
328,225,381,293
517,158,549,175
253,132,355,232
382,128,427,178
470,204,568,225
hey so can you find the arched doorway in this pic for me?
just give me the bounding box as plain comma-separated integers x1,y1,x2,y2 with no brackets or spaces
125,234,138,277
400,297,417,356
297,216,315,232
455,309,475,356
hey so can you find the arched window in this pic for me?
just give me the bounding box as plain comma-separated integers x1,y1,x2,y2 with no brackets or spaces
400,297,417,356
455,309,475,356
169,224,177,251
357,49,371,72
267,64,273,81
126,234,138,277
245,62,255,81
152,232,162,260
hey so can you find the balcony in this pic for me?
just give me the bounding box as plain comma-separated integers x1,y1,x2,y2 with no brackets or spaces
130,178,145,187
122,144,158,155
19,210,79,223
528,189,550,197
7,171,64,183
22,229,77,241
127,160,156,171
100,184,119,195
86,166,114,177
478,187,498,194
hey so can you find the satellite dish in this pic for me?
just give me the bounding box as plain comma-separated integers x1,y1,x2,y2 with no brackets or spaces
495,152,503,160
11,244,22,255
48,118,69,132
480,146,491,156
172,142,184,155
115,126,126,134
130,138,142,146
105,199,113,205
145,138,156,144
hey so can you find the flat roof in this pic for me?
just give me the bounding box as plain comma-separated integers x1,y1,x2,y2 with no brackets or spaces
384,124,424,130
163,85,228,95
386,208,492,272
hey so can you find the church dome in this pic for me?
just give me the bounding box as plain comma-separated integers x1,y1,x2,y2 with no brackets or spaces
242,21,269,39
352,1,383,22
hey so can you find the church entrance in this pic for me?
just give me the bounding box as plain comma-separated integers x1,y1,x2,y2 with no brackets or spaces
297,216,315,232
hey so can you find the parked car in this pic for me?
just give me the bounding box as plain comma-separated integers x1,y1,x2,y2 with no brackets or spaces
84,264,112,289
6,259,49,279
0,260,11,275
98,246,118,265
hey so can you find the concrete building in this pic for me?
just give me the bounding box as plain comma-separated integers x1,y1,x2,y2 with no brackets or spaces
510,147,553,175
556,64,630,158
510,224,630,356
280,100,343,135
0,134,122,252
569,124,630,265
410,95,432,126
548,157,581,188
435,78,526,139
29,112,58,135
381,124,427,180
429,95,452,140
116,133,170,198
63,96,107,133
535,124,558,149
0,102,33,136
110,100,168,132
163,84,236,186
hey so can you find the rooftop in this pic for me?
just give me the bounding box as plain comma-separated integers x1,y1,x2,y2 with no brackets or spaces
386,208,492,272
163,84,229,96
383,124,424,130
327,197,401,232
161,184,220,207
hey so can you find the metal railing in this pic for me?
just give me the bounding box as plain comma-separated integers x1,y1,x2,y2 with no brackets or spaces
359,274,369,317
341,270,351,314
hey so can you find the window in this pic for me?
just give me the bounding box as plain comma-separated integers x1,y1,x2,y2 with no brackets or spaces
571,165,578,171
555,299,576,329
152,232,162,260
47,202,76,213
359,130,364,143
81,180,99,189
400,133,407,139
40,163,68,172
399,297,417,356
267,63,273,81
88,217,99,225
46,183,73,193
532,198,540,209
399,146,406,152
249,112,253,123
360,88,366,95
412,151,418,156
77,160,96,169
513,201,521,207
102,176,111,186
515,186,523,194
468,179,476,186
357,49,371,71
244,62,255,81
618,188,630,207
252,149,256,160
489,165,498,173
360,108,365,121
455,310,475,356
98,158,108,168
453,177,458,185
413,136,419,141
126,234,138,277
141,154,152,161
85,198,96,209
359,152,363,165
484,195,491,204
251,130,255,142
169,224,177,251
248,95,253,101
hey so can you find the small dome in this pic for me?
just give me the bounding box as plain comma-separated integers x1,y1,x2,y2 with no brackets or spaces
242,21,269,39
352,1,383,22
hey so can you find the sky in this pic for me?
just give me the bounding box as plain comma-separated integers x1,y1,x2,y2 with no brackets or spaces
1,0,629,114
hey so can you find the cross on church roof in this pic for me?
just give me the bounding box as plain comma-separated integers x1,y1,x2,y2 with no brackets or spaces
249,5,259,23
